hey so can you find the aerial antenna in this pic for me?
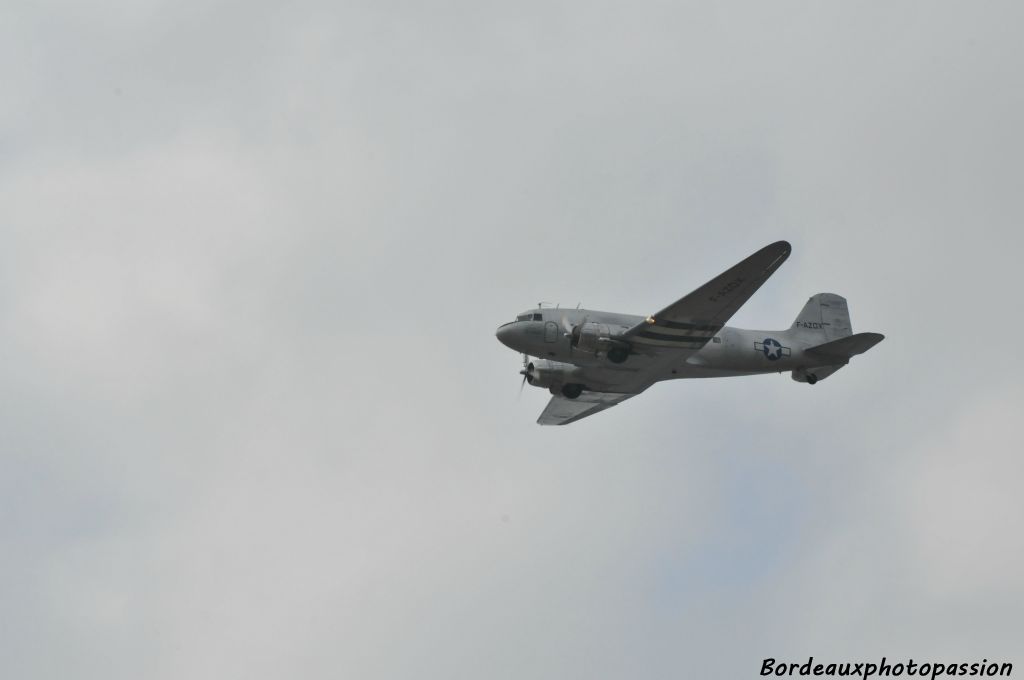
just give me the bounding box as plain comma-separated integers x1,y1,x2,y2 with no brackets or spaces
576,302,581,309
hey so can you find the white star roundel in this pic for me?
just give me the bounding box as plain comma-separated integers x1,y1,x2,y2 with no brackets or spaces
762,337,783,360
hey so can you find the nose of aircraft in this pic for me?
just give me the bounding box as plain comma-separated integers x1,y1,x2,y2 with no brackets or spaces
495,323,515,349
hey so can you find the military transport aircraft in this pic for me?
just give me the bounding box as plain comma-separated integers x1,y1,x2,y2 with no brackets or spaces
495,241,883,425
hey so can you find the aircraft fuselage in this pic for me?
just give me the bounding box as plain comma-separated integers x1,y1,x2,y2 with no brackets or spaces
496,308,819,393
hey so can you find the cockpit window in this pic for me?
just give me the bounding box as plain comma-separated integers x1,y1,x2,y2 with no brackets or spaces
516,314,531,322
516,313,544,322
532,313,543,321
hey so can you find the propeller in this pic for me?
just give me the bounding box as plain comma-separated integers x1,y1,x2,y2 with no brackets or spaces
518,354,529,398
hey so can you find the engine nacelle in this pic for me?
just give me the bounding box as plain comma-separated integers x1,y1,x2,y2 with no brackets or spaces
573,321,614,354
523,359,580,389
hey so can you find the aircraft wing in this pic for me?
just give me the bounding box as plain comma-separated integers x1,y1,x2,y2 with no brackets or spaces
537,391,636,426
623,240,791,352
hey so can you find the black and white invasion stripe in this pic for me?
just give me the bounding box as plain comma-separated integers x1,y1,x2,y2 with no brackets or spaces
632,319,721,349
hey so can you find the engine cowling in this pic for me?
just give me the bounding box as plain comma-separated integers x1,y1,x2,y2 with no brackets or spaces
573,321,614,354
522,359,580,389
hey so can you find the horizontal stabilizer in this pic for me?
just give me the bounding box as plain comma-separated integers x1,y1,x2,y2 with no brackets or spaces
805,332,885,364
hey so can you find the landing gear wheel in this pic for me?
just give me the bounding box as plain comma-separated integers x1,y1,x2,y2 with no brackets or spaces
607,347,629,364
807,374,818,385
561,383,584,399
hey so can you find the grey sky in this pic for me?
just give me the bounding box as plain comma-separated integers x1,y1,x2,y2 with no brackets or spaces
1,2,1022,678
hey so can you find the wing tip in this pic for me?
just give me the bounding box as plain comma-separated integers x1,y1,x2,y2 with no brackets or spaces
755,240,792,272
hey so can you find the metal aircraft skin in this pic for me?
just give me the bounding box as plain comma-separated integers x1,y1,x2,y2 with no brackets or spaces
495,241,884,425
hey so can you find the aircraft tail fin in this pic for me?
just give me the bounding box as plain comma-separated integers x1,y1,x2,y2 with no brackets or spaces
790,294,883,385
791,293,852,342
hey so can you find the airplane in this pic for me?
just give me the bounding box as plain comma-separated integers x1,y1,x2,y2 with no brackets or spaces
495,241,884,425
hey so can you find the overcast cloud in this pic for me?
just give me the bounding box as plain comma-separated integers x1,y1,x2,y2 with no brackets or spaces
1,2,1022,678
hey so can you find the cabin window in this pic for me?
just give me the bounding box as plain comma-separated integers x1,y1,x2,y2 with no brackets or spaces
712,336,722,343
